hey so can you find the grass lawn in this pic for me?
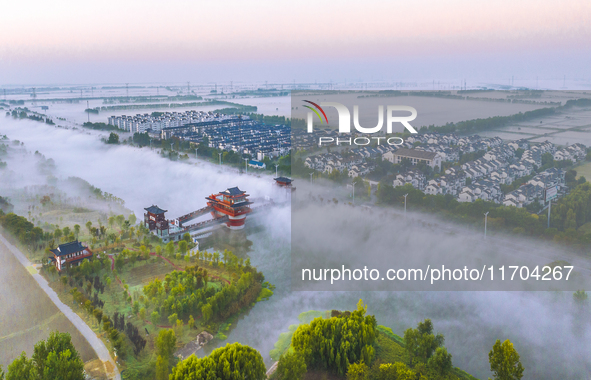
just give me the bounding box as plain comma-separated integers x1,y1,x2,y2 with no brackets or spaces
576,161,591,180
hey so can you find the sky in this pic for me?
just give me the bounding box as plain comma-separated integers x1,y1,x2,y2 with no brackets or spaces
1,0,590,84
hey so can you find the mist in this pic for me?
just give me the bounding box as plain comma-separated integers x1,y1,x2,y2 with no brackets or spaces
2,117,591,379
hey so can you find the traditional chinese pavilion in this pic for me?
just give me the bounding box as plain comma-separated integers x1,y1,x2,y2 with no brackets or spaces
144,205,170,237
206,187,253,229
274,176,295,191
49,240,93,272
274,177,293,187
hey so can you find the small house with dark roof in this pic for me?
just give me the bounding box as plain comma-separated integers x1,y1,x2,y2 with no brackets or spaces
49,240,93,271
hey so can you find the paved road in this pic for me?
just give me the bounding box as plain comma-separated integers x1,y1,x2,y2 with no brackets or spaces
0,234,121,380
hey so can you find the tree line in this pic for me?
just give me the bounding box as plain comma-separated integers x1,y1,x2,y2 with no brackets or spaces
376,180,591,249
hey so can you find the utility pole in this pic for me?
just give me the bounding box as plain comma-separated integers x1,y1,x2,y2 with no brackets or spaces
403,193,408,218
484,212,489,239
547,200,552,228
244,158,249,174
218,152,222,166
195,148,198,158
170,142,174,152
275,164,279,178
309,173,313,183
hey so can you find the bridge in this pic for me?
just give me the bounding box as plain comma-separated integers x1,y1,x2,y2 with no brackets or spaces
177,206,213,227
145,186,287,243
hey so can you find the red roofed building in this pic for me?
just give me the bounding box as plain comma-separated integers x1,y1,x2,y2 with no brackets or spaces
206,187,252,230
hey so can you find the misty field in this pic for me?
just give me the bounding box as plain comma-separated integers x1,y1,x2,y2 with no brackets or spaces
0,237,97,367
478,107,591,145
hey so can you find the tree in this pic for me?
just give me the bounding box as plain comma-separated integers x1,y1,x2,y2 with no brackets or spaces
4,332,84,380
183,232,191,243
378,362,415,380
169,343,266,380
107,132,119,144
53,229,62,243
403,319,444,365
151,311,160,325
573,290,589,304
291,300,376,376
201,304,213,323
277,352,306,380
428,347,452,378
346,362,369,380
165,241,175,257
168,313,178,327
115,215,125,228
93,309,103,329
114,254,125,272
156,329,177,360
155,355,168,380
139,308,146,321
188,315,195,329
128,213,137,226
178,240,188,255
488,339,524,380
6,352,35,380
73,224,80,239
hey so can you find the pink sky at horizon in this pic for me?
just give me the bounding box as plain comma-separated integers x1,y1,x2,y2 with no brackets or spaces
1,0,590,84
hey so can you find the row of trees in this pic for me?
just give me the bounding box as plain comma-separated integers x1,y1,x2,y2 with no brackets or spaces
0,211,43,249
201,271,262,323
274,303,525,380
376,180,591,248
425,107,557,134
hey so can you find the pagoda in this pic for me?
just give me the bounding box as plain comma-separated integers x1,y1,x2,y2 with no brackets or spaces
206,187,252,230
144,205,169,237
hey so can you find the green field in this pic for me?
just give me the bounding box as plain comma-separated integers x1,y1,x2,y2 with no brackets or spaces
575,161,591,180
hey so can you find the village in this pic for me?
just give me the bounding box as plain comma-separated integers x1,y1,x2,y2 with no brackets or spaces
303,132,588,208
108,111,290,162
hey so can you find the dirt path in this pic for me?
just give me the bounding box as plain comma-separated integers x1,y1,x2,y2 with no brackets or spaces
0,234,121,380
